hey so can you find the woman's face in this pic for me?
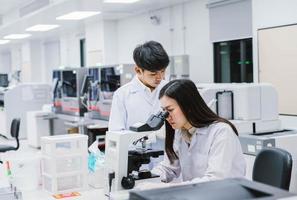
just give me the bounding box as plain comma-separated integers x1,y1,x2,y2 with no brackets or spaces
160,95,191,130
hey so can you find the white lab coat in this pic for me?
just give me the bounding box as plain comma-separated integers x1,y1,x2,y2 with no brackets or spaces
152,122,246,183
108,76,167,131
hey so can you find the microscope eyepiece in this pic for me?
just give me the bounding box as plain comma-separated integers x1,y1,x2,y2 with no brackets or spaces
129,110,169,132
160,111,169,119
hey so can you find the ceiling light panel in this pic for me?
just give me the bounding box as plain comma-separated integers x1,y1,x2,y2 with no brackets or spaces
56,11,101,20
26,24,60,32
104,0,141,3
0,40,10,45
4,34,31,40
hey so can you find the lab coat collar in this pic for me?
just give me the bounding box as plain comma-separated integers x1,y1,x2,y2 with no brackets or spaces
188,127,197,135
196,126,209,135
187,127,208,151
179,126,208,150
178,125,208,142
130,76,150,93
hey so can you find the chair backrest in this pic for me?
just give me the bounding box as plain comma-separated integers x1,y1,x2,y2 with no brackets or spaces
10,118,20,138
10,118,20,150
252,147,292,190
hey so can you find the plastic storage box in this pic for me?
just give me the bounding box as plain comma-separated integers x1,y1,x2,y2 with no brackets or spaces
41,134,88,194
41,134,87,156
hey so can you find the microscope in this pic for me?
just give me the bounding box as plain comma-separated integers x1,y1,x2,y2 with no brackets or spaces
104,111,168,193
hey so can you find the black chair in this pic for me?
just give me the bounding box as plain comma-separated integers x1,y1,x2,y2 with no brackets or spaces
0,118,20,164
252,147,292,190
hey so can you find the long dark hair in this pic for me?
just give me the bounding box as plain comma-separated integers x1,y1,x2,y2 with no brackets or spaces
159,79,238,163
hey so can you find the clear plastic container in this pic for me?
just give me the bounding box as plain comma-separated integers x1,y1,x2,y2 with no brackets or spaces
41,134,88,156
42,155,87,175
43,173,87,193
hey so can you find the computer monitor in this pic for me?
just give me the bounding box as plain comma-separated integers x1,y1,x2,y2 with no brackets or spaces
52,78,59,97
0,74,9,87
80,75,93,96
62,71,77,97
129,178,294,200
100,67,120,92
52,70,61,80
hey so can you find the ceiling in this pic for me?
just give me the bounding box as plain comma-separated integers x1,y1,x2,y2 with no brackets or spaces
0,0,33,15
0,0,192,20
0,0,192,49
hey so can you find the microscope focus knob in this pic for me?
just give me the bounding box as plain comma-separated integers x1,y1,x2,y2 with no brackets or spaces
267,143,273,147
121,175,135,189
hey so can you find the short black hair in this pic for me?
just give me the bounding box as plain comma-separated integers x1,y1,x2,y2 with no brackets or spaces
133,41,169,72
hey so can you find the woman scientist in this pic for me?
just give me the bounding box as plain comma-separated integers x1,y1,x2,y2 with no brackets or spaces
151,79,246,184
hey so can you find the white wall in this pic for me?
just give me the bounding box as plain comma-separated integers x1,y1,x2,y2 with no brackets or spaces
0,0,214,84
117,8,171,63
185,0,213,83
50,19,118,70
208,0,252,42
0,40,59,84
117,0,213,83
85,19,104,66
20,42,31,82
103,20,118,65
0,38,58,84
16,40,45,83
2,9,19,25
0,52,11,73
43,40,60,83
252,0,297,128
10,45,22,74
30,40,44,82
252,0,297,29
252,0,297,83
1,0,214,84
60,29,83,68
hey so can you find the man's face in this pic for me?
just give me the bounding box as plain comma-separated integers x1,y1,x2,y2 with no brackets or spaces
135,66,166,90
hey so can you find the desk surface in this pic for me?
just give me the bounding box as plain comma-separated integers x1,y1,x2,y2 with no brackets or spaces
3,139,296,200
23,189,132,200
55,113,109,128
22,188,108,200
0,139,128,200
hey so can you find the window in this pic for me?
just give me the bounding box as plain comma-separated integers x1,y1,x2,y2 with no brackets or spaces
214,38,253,83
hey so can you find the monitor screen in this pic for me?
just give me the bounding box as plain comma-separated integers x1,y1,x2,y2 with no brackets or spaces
0,74,9,87
129,181,273,200
80,75,93,96
103,75,120,92
52,78,59,97
62,71,77,97
53,70,61,80
101,67,120,92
